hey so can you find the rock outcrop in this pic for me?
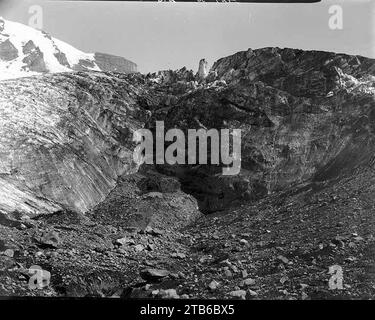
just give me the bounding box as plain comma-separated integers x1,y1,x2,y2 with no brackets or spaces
0,39,18,61
94,52,137,74
197,58,209,80
90,167,201,231
21,40,47,72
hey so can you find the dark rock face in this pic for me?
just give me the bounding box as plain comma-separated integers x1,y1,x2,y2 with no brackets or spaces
22,40,47,72
145,48,375,212
53,49,70,68
0,39,18,61
94,52,137,74
22,40,36,54
74,59,97,71
211,47,375,94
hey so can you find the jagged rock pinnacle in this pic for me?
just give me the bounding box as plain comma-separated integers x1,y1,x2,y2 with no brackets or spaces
197,58,209,80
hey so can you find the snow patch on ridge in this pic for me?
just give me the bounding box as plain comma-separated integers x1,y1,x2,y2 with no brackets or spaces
0,18,100,81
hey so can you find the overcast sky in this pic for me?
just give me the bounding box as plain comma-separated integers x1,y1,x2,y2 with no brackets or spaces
0,0,374,73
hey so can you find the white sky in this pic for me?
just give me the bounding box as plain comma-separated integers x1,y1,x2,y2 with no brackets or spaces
1,0,374,73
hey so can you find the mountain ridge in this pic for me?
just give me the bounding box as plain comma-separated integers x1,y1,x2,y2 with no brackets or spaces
0,18,137,80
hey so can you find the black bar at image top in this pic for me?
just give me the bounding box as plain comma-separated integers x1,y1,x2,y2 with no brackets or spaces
51,0,322,3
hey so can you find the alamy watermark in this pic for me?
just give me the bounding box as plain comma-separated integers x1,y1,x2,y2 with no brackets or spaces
28,5,43,30
328,265,344,290
133,121,242,176
328,5,343,30
28,265,51,290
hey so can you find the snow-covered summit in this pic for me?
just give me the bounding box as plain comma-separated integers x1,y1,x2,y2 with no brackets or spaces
0,18,137,80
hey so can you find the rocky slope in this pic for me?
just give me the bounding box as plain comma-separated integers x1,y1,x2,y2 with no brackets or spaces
0,46,375,299
1,164,375,299
0,18,137,80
